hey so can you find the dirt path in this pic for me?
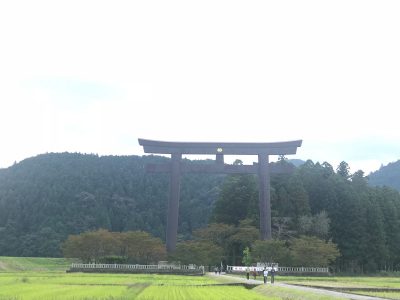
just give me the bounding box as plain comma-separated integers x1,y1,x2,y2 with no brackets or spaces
208,273,387,300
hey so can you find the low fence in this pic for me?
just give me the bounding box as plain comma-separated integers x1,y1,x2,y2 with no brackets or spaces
278,266,329,274
68,263,205,275
226,265,329,275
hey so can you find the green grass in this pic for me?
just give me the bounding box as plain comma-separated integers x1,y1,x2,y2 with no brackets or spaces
254,285,347,300
3,271,399,300
350,291,400,300
0,273,270,300
2,257,400,299
137,285,269,300
279,275,400,288
0,282,140,299
213,275,347,300
0,266,272,300
0,257,74,272
268,275,400,300
0,272,218,286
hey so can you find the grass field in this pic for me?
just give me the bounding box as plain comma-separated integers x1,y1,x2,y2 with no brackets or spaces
0,257,74,272
224,272,400,299
2,257,400,299
277,275,400,300
351,290,400,300
0,258,269,300
279,275,400,288
0,272,269,300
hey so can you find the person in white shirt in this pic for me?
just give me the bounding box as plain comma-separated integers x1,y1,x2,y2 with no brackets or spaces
263,268,269,284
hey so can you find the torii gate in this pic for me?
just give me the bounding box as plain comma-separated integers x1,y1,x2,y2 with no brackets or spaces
138,138,302,252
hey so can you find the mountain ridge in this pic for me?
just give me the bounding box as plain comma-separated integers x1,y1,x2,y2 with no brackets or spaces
368,159,400,191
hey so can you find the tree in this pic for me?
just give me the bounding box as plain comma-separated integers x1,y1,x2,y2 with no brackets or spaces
62,229,166,264
311,211,330,239
328,177,367,272
0,153,222,257
287,176,310,218
193,221,258,266
242,247,252,266
298,215,313,236
62,229,117,263
252,239,291,266
298,211,330,239
351,170,367,186
212,174,258,225
171,240,223,266
227,220,259,265
193,223,235,248
120,231,166,264
290,236,340,267
336,161,350,179
272,216,294,239
361,193,388,272
378,187,400,271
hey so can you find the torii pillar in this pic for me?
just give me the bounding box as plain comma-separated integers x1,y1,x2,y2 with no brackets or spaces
138,138,302,252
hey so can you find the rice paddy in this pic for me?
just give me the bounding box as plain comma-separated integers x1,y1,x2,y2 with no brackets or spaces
2,257,400,299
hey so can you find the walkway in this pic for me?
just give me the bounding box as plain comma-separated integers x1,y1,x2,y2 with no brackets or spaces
208,273,387,300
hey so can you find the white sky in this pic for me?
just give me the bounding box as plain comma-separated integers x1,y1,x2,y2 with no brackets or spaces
0,0,399,174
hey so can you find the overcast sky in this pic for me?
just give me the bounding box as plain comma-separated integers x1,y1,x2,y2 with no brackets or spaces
0,1,399,174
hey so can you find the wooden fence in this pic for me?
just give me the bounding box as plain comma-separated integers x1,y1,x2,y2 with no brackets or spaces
68,263,205,275
226,265,329,274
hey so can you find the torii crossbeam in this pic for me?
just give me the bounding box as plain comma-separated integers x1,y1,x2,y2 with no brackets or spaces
138,138,302,252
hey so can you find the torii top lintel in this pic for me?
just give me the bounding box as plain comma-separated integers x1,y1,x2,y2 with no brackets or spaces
138,138,302,156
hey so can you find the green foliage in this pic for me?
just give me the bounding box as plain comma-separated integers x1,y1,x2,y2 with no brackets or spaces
119,231,166,264
212,174,258,225
98,255,127,264
252,239,291,266
290,236,340,267
190,221,258,266
62,229,166,264
298,211,330,239
170,240,223,266
242,247,252,266
193,223,235,248
336,161,350,179
2,152,400,273
0,153,223,257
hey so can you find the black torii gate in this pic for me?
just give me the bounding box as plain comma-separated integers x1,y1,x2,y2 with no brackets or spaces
138,138,302,252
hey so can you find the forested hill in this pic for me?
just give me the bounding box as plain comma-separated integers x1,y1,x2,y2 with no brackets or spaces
0,153,224,257
369,160,400,191
1,153,400,273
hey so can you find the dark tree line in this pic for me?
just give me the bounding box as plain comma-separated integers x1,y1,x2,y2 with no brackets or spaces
208,159,400,272
0,153,223,257
1,153,400,273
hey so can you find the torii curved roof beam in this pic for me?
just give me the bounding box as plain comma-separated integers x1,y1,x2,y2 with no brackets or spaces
138,138,302,155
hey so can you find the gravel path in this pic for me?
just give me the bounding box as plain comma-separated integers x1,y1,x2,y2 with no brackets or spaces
208,273,388,300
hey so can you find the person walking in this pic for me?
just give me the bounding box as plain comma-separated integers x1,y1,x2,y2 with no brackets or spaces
270,267,276,284
246,266,250,280
252,268,257,280
263,268,269,284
